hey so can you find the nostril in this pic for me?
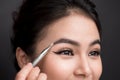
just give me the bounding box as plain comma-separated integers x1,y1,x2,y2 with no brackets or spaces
74,63,92,78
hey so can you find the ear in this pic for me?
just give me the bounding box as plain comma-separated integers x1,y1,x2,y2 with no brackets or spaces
16,47,31,68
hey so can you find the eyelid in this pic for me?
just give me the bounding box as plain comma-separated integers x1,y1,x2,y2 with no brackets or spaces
52,48,74,56
88,50,101,57
87,46,101,56
52,46,73,52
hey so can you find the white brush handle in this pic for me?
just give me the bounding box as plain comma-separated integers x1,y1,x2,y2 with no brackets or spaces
32,43,53,67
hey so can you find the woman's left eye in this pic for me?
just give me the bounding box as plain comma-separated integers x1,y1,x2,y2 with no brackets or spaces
88,51,100,57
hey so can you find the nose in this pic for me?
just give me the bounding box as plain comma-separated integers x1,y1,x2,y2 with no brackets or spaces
74,55,92,78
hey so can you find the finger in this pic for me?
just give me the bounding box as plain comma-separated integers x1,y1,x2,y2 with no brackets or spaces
26,67,40,80
37,73,47,80
15,63,33,80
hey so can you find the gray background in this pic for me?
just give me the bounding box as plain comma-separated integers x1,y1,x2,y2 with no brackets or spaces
0,0,120,80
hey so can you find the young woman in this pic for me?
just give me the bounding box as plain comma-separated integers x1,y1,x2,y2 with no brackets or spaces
11,0,102,80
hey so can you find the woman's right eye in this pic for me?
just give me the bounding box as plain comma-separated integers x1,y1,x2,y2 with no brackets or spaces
53,49,74,56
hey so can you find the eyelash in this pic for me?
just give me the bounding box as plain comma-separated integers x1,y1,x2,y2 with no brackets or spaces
88,51,100,57
53,49,74,56
53,49,100,57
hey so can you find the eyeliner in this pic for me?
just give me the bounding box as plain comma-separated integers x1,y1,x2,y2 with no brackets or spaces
32,43,54,67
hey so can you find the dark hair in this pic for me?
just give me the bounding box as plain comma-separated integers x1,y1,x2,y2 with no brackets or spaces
11,0,101,71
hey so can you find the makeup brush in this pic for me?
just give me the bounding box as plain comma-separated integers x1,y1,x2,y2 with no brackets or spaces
32,43,54,67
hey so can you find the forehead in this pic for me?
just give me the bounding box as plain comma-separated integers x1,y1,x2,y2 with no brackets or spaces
46,14,99,38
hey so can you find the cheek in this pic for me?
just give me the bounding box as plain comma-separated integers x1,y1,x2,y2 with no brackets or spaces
39,53,76,80
90,58,102,79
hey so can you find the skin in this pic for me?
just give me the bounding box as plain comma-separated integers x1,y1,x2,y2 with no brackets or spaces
15,13,102,80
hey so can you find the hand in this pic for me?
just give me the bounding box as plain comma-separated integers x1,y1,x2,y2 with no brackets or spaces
15,63,47,80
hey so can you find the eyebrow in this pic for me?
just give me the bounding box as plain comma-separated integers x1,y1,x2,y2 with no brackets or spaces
90,39,101,46
53,38,101,46
54,38,79,46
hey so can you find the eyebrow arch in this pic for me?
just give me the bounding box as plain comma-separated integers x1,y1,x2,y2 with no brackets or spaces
54,38,79,46
90,39,101,46
53,38,101,47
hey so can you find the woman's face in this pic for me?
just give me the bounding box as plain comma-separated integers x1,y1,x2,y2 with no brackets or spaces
35,14,102,80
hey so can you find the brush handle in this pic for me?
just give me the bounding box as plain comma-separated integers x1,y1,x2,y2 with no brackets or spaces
32,43,53,67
